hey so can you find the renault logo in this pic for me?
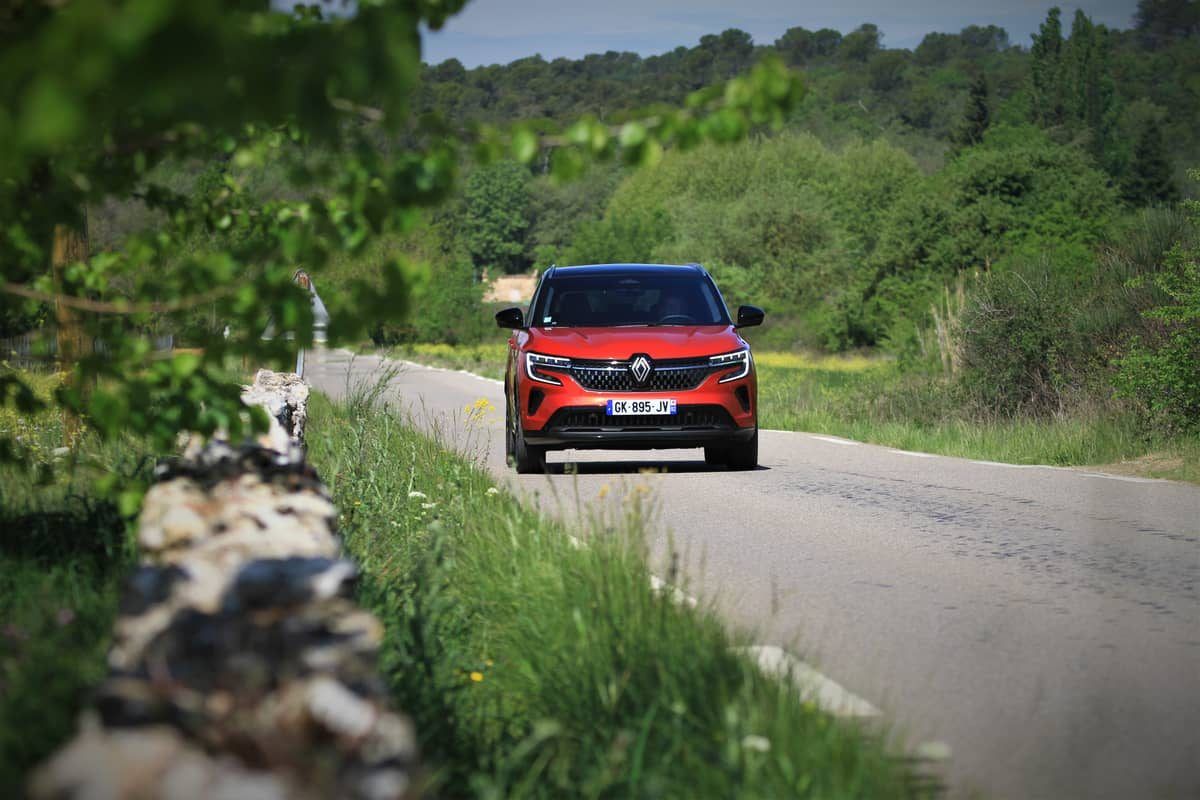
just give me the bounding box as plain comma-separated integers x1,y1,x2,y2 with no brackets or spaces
630,354,652,384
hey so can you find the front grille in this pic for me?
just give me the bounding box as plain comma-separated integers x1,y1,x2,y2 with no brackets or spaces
547,405,735,431
570,357,716,392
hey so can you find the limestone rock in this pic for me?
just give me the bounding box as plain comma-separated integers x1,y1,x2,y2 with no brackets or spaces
30,370,420,799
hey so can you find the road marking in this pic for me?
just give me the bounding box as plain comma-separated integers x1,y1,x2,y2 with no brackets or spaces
736,645,880,718
807,434,861,446
888,449,936,458
396,359,504,386
1077,472,1160,483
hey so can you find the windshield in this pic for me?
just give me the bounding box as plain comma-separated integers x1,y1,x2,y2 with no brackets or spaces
530,272,730,328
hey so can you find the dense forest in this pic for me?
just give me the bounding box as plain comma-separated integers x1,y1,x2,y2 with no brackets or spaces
415,6,1198,185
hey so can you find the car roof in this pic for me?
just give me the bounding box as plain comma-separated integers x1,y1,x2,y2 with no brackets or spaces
545,263,706,278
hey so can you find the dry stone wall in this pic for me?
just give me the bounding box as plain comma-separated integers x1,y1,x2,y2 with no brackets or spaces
30,370,417,800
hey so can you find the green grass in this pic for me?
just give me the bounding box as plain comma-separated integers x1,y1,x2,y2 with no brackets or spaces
306,390,930,798
755,356,1200,480
378,343,1200,482
0,367,152,789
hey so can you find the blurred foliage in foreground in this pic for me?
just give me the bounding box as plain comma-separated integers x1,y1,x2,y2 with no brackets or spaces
0,369,151,785
0,0,802,473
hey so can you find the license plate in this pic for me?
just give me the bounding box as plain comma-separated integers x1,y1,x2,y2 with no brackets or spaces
606,398,677,415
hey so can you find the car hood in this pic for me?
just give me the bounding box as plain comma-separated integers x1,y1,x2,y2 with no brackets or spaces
525,325,745,361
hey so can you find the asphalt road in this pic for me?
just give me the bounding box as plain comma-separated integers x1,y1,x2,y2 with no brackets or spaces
307,348,1200,800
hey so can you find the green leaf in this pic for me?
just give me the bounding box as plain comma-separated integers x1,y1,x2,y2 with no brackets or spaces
19,79,82,149
619,122,647,149
511,126,538,164
172,352,201,378
118,488,145,518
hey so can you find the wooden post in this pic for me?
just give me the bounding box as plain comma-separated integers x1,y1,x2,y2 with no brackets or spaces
51,217,89,445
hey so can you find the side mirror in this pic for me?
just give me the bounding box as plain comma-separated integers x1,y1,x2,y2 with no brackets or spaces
736,305,765,328
495,307,525,329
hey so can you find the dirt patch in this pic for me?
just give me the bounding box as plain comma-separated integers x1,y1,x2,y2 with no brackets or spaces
484,273,537,303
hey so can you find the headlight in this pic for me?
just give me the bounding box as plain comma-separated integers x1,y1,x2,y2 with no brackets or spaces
710,349,751,383
525,352,571,385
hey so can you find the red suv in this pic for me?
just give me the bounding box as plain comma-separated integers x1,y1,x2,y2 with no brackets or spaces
496,263,764,473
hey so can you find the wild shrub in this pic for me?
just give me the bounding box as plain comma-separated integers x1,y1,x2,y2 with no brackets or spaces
1116,181,1200,432
958,261,1091,415
864,126,1117,350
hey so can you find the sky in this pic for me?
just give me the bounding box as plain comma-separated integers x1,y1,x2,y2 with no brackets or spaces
420,0,1141,67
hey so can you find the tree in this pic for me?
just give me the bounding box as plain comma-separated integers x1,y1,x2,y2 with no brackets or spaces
840,24,881,62
959,24,1010,53
462,161,533,275
775,27,818,66
0,1,804,472
1135,0,1200,48
775,27,842,65
1028,8,1119,167
914,32,958,66
867,50,910,94
1064,10,1116,162
1122,116,1180,205
954,73,991,149
1030,8,1067,127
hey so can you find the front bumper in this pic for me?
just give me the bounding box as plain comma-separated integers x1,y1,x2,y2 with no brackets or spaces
519,367,756,451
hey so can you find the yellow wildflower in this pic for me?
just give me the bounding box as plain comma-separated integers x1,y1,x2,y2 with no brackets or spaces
469,671,484,683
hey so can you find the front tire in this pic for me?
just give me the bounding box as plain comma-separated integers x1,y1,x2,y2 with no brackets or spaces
722,427,758,470
703,445,725,466
508,403,546,474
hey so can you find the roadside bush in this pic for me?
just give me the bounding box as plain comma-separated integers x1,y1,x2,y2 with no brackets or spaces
412,258,491,345
1116,185,1200,432
864,126,1117,349
958,261,1091,415
1092,206,1197,337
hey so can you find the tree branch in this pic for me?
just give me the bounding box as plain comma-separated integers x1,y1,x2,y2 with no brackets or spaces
1,281,234,314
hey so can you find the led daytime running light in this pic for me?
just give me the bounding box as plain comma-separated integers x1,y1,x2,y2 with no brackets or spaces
526,352,571,385
710,349,750,383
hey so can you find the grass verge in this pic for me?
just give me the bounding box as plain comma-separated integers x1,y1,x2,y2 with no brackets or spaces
755,355,1200,482
379,342,1200,482
0,367,151,789
306,390,930,798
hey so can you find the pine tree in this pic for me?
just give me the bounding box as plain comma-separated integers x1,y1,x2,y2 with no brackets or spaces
1122,116,1180,205
954,73,991,149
